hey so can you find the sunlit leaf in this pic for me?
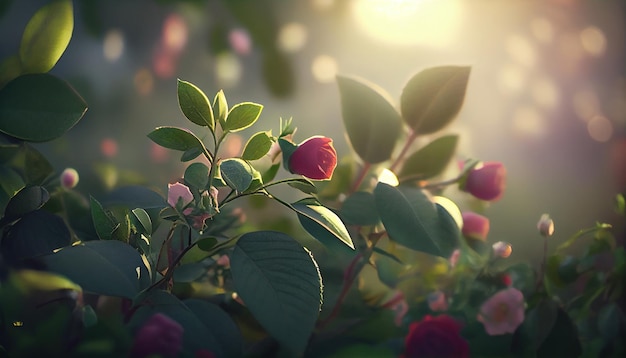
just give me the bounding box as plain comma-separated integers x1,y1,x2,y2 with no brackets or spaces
230,231,323,353
213,89,228,129
292,198,354,250
0,74,87,142
177,79,214,131
19,0,73,74
400,66,471,134
224,102,263,132
241,131,272,161
219,158,254,192
147,126,208,155
398,135,458,181
336,76,402,164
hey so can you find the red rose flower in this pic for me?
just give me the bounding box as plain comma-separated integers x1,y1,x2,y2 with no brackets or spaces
463,161,506,201
288,136,337,180
403,315,469,358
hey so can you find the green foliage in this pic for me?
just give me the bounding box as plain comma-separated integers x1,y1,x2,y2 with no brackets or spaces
224,102,263,132
230,231,323,353
177,79,215,131
336,76,402,164
147,126,208,157
398,134,459,182
213,89,228,128
400,66,471,134
184,162,209,189
0,74,87,142
218,158,255,192
241,131,272,160
2,185,49,223
340,191,380,226
292,198,354,250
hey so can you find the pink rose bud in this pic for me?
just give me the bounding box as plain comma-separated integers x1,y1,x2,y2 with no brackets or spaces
537,213,555,237
449,249,461,268
463,161,506,201
131,313,183,358
288,136,337,180
492,241,512,258
461,212,490,242
60,168,79,189
167,182,193,208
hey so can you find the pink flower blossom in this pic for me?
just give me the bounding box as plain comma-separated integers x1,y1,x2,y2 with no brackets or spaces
168,182,193,208
131,313,183,357
477,288,525,335
288,136,337,180
461,212,490,242
463,161,506,201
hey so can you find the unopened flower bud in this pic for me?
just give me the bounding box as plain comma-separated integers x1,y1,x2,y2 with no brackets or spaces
289,136,337,180
462,161,506,201
492,241,512,258
461,212,490,242
60,168,79,189
537,213,555,237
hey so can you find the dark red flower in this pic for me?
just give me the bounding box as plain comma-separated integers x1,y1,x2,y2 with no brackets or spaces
463,162,506,201
403,315,469,358
130,313,183,358
288,136,337,180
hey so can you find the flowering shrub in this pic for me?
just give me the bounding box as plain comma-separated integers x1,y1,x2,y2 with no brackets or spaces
0,2,625,358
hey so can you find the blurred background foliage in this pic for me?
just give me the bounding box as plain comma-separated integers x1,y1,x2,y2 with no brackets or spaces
0,0,624,265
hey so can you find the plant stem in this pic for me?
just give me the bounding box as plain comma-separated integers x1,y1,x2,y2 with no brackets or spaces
317,253,363,330
389,129,417,173
349,162,371,194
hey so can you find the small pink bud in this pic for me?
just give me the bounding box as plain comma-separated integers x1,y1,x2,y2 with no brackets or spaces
492,241,512,258
501,274,512,287
167,182,193,208
131,313,183,358
449,249,461,268
288,136,337,180
463,162,506,201
60,168,79,189
216,255,230,268
461,212,490,242
537,213,555,237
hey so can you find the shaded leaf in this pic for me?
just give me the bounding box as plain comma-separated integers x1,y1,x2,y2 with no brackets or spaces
398,135,458,181
400,66,470,134
131,208,152,236
147,126,208,155
3,186,49,222
536,307,582,358
241,131,272,161
177,79,214,131
184,162,209,189
22,143,54,184
19,0,73,74
336,76,402,164
224,102,263,132
0,74,87,142
230,231,322,353
90,196,117,240
219,158,254,192
340,191,379,226
286,178,317,195
42,240,151,298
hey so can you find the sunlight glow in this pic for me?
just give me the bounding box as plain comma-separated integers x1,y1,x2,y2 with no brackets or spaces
278,22,308,53
580,26,606,57
530,77,559,109
530,18,554,44
587,115,613,142
377,168,399,187
103,29,124,62
214,53,242,88
498,64,527,93
311,55,338,83
352,0,462,47
506,35,536,67
572,89,600,121
512,106,545,138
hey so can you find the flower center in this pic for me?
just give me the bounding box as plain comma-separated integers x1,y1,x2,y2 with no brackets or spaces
492,302,509,323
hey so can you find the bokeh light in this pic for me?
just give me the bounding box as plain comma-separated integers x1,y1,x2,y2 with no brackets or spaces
100,138,118,158
278,22,308,53
572,89,600,121
103,29,124,62
214,52,242,88
498,64,527,93
134,68,154,96
512,106,545,139
162,14,188,54
530,77,559,109
505,34,537,67
587,115,613,142
352,0,462,47
311,55,338,83
530,17,554,44
229,29,252,56
579,26,607,57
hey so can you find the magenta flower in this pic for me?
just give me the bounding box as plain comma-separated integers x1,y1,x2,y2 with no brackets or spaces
403,315,469,358
461,212,490,242
168,182,193,208
60,168,79,189
463,161,506,201
288,136,337,180
477,288,525,335
130,313,184,357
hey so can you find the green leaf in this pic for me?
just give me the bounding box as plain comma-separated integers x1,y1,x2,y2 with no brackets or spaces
219,158,254,192
22,143,54,184
597,303,624,340
19,0,73,74
536,307,582,358
292,199,354,250
147,126,208,155
1,209,71,263
286,178,317,195
0,54,22,88
230,231,323,353
82,305,97,328
400,66,471,134
398,135,459,182
241,131,272,161
0,74,87,142
373,183,459,257
340,191,380,226
180,147,203,162
213,89,228,129
177,79,214,131
3,186,49,222
0,165,25,200
102,185,166,210
90,196,118,241
131,208,152,236
278,137,298,171
336,76,402,164
183,299,243,358
184,162,209,189
262,162,281,184
524,298,559,350
42,240,151,298
224,102,263,132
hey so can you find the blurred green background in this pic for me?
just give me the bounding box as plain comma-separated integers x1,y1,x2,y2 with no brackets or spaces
1,0,624,265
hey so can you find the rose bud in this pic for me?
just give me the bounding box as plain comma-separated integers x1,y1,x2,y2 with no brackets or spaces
537,213,555,237
492,241,512,258
130,313,183,358
60,168,79,189
461,212,490,242
288,136,337,180
167,182,193,208
462,161,506,201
